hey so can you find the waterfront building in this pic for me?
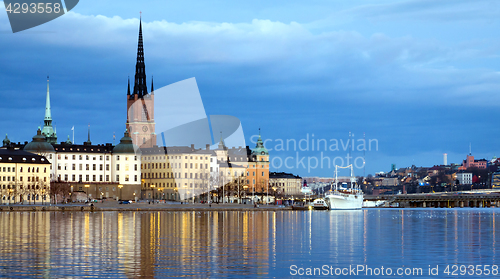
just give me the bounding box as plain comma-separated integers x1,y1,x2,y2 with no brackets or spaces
0,148,51,204
459,155,487,170
269,172,302,196
456,172,473,185
246,132,269,193
18,127,142,201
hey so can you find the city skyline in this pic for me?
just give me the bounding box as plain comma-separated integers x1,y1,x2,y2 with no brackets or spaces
1,0,500,177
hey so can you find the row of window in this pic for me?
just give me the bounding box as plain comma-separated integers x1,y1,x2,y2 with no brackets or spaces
2,176,47,182
142,156,210,161
56,164,138,172
54,155,137,161
142,162,210,170
1,185,46,190
1,167,47,173
57,174,139,183
142,182,209,189
2,194,47,200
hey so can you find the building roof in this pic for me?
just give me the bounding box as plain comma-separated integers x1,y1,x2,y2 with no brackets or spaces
24,128,55,153
270,172,301,179
0,148,51,164
113,130,140,154
251,134,269,156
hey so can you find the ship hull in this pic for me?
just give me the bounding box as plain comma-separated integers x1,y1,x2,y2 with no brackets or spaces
325,193,363,210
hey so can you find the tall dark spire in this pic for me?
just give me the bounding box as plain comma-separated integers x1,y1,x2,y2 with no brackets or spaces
151,75,154,95
132,16,148,99
127,76,131,95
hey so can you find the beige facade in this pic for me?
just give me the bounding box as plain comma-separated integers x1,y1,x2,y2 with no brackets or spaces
0,149,51,204
269,172,302,196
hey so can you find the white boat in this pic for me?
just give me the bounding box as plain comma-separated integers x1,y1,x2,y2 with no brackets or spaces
324,165,364,210
312,198,329,210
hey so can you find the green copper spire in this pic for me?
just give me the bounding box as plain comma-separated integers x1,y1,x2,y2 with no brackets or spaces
41,76,57,144
45,76,51,120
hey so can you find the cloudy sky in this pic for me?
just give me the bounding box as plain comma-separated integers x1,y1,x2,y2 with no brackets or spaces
1,0,499,177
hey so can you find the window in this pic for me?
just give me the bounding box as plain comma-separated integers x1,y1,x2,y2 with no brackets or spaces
100,164,103,171
72,155,76,160
106,175,109,182
134,164,137,171
185,173,187,178
79,164,82,171
116,156,120,161
106,164,109,171
79,174,82,182
86,155,89,160
125,175,129,182
72,164,76,170
99,175,103,182
116,175,119,181
65,174,68,181
93,164,96,171
86,164,89,171
134,175,137,182
86,175,89,181
116,165,120,171
72,175,75,181
262,172,264,176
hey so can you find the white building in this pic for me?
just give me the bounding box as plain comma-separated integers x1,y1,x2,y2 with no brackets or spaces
456,172,472,185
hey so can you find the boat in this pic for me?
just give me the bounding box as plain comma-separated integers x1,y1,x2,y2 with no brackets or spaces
300,180,313,194
291,202,309,210
324,164,364,210
312,198,329,210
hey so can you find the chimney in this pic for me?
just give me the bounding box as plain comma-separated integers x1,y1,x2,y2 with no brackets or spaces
206,144,210,150
443,153,447,166
191,144,194,150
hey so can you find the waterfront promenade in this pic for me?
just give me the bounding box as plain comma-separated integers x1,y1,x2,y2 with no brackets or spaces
0,200,290,212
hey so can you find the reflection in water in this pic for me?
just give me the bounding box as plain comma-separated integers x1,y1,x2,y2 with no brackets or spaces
0,209,499,278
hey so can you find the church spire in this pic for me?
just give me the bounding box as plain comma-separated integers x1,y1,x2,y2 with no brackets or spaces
41,76,57,144
151,75,154,95
45,76,51,121
127,76,131,95
132,15,148,99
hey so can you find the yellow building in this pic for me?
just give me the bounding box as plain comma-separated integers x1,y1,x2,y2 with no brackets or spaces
246,133,270,194
0,148,51,204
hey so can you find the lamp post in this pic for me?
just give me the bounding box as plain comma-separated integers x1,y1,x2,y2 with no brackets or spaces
9,189,13,205
85,184,90,203
150,184,155,202
118,184,123,201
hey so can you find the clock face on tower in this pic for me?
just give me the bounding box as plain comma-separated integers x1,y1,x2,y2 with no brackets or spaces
142,126,148,132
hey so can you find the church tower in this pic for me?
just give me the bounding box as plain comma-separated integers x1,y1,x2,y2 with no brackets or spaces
126,16,156,148
41,76,57,144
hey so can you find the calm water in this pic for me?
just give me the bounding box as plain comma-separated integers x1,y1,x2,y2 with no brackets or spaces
0,209,498,278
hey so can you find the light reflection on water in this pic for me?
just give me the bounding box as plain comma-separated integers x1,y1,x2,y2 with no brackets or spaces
0,209,498,278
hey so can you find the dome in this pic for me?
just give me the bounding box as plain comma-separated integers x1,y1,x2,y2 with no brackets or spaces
113,130,141,154
251,134,269,156
2,134,10,146
24,128,55,153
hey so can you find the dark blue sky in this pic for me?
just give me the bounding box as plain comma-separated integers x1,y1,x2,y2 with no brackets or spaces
1,0,500,177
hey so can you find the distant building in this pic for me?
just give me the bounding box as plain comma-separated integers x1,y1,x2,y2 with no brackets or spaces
246,132,270,193
0,148,51,204
459,155,487,170
269,172,302,195
492,172,500,188
456,172,472,185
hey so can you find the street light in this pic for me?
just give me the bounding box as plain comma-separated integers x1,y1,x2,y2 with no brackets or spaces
85,184,90,203
118,184,123,201
9,189,13,205
150,184,155,202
